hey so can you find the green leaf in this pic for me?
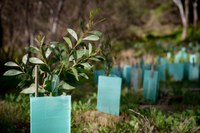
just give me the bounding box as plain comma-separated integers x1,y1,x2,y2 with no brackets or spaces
80,63,93,70
40,64,51,74
76,49,87,59
22,54,28,64
59,45,69,65
89,57,101,62
95,55,105,61
41,36,45,45
35,35,45,45
25,46,39,54
20,84,35,94
3,69,23,76
83,35,99,41
20,84,45,94
79,73,89,79
89,43,92,55
67,28,78,41
45,44,56,58
71,67,79,81
69,55,74,61
89,31,102,37
29,57,45,64
4,61,19,67
59,81,75,90
76,38,82,46
63,37,72,49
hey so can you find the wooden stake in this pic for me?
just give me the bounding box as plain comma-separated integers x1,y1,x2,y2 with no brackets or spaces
35,65,39,97
150,57,155,79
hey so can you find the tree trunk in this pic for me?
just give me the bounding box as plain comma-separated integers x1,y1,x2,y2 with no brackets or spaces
182,0,189,41
78,0,86,32
51,0,64,39
0,12,3,48
173,0,189,41
0,2,5,48
193,0,198,28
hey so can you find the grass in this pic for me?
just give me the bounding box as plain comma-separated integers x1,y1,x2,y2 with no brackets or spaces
0,72,200,132
0,86,200,133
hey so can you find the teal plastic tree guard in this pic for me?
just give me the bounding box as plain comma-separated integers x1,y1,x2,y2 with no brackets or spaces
93,70,105,84
188,64,199,81
157,57,168,81
51,74,59,95
184,63,190,79
190,54,197,63
131,68,142,91
143,70,159,103
30,96,71,133
174,49,187,63
157,64,167,81
159,57,168,65
143,64,151,70
168,64,184,81
122,65,132,86
174,52,182,63
110,67,122,77
97,76,122,116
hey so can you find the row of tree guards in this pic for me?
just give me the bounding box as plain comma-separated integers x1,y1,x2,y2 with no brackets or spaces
94,49,199,103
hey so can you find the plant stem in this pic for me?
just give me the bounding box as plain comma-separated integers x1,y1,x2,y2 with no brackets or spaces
58,63,64,76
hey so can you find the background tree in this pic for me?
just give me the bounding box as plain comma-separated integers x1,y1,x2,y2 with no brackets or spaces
173,0,189,41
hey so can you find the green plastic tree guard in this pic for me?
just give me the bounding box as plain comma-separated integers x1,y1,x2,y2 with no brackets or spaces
157,64,167,81
190,54,197,63
174,49,187,63
188,64,199,81
97,76,122,116
30,96,71,133
168,64,184,81
184,63,190,79
51,74,60,95
110,67,122,78
93,70,105,84
122,65,132,87
131,68,142,91
143,70,159,103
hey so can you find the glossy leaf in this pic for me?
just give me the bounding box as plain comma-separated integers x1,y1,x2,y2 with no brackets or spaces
77,49,87,59
71,67,79,81
22,54,28,64
89,31,102,37
89,43,92,55
25,46,39,54
89,57,101,61
20,84,35,94
79,73,89,79
59,81,75,90
83,35,99,41
67,28,78,41
76,38,82,46
40,64,51,74
40,36,45,45
80,63,93,70
29,57,45,64
63,37,72,49
21,84,45,94
96,55,105,61
45,44,56,58
3,69,23,76
4,61,19,67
